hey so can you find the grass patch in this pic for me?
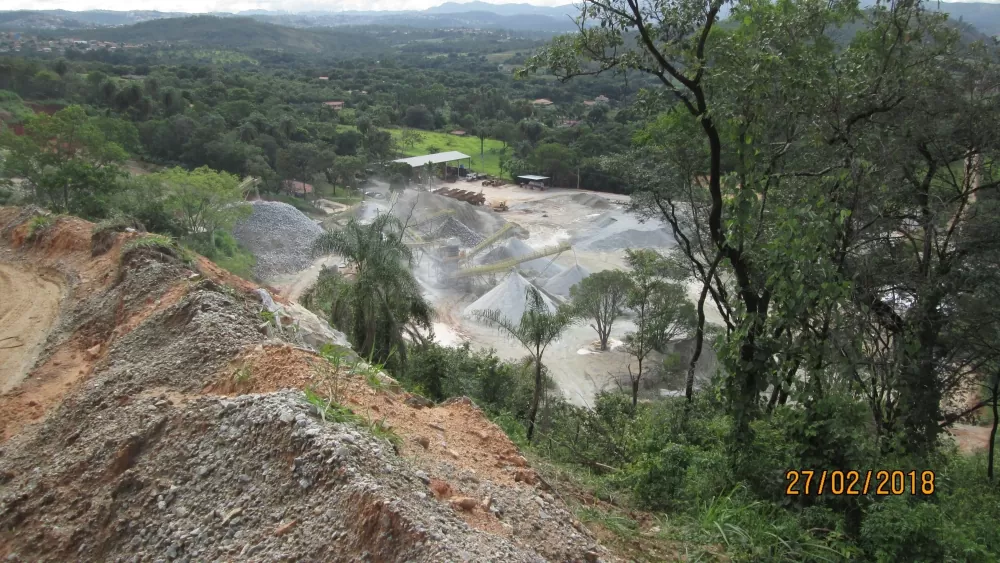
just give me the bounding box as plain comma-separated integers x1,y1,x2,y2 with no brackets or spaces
388,128,506,176
577,506,640,539
121,233,192,264
304,387,361,424
25,214,54,242
91,216,144,256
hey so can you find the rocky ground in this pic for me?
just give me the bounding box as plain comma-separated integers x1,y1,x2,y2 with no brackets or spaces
0,207,611,562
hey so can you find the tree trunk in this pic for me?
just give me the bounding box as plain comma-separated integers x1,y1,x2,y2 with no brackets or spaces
526,356,543,443
766,384,781,414
631,357,643,410
990,375,999,481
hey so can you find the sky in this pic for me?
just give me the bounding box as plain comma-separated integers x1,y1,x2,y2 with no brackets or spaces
5,0,570,14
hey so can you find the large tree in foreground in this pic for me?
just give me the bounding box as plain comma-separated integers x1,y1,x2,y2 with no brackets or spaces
526,0,1000,460
474,287,575,442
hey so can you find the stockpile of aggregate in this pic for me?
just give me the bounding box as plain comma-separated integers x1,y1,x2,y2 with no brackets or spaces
573,212,674,252
232,201,323,281
544,264,592,297
464,271,556,324
435,217,484,247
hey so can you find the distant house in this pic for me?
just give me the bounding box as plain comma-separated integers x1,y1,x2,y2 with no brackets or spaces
282,180,314,198
450,130,466,136
532,98,554,107
583,100,596,107
595,95,610,103
560,120,580,128
317,76,329,80
323,101,345,111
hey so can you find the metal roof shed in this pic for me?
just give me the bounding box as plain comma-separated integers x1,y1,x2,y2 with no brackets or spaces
393,151,472,168
517,175,550,190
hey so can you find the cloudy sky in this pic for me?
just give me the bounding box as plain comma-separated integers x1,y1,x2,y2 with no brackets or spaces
7,0,569,13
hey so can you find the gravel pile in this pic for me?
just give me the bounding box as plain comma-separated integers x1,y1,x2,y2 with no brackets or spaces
435,217,484,247
464,271,556,324
232,201,324,281
573,212,674,252
0,256,596,562
544,264,592,297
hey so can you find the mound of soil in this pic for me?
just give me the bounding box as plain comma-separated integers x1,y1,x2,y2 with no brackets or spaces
0,207,610,563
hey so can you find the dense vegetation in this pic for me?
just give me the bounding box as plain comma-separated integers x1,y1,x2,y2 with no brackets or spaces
2,17,646,195
3,2,1000,561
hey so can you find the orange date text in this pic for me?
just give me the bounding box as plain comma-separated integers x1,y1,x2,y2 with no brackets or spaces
784,470,935,496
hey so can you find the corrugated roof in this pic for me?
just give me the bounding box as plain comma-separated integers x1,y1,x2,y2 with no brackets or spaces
517,175,550,181
393,151,471,167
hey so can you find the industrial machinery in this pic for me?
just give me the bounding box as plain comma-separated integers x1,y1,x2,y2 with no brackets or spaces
452,241,571,278
432,187,487,206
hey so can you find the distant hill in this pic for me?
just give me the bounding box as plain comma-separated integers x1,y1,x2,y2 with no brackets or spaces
70,16,393,54
2,2,999,37
425,2,577,19
0,10,183,30
249,11,577,32
929,2,1000,36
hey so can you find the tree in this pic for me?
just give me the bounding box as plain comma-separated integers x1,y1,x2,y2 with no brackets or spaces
569,269,631,351
528,0,1000,460
0,105,127,216
389,173,406,193
403,105,434,130
473,120,493,170
327,155,366,193
311,213,431,370
623,250,694,409
400,129,424,150
152,166,251,247
473,287,575,442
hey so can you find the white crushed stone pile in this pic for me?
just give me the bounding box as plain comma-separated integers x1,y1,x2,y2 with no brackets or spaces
544,264,592,297
232,201,324,281
573,212,674,251
464,270,557,324
435,216,484,247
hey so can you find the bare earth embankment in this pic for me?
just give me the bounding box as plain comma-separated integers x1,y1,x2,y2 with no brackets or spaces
0,206,611,562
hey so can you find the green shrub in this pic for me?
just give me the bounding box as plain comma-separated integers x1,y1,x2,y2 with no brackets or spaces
183,230,256,280
25,214,53,242
121,233,191,264
861,497,970,562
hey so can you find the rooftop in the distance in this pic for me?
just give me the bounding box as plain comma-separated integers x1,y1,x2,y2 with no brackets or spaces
394,151,472,167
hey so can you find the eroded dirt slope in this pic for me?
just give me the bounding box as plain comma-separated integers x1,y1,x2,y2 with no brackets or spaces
0,207,611,562
0,263,62,392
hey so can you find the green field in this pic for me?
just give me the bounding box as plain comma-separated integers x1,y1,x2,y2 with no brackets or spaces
388,129,506,177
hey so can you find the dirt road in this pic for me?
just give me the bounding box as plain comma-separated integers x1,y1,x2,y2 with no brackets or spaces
0,263,62,392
